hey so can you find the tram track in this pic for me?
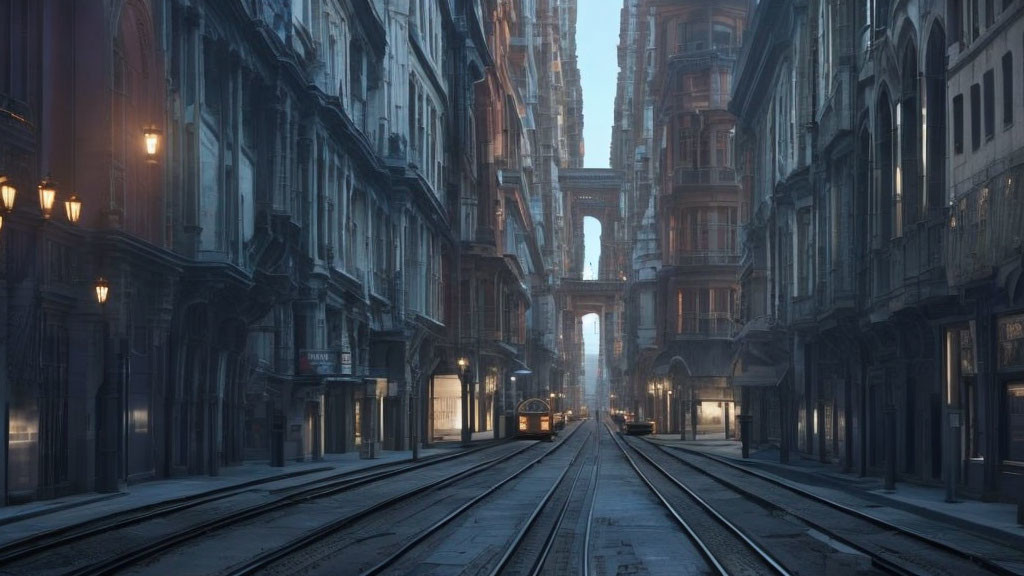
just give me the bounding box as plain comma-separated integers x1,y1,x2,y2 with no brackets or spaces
608,422,791,576
0,441,527,576
641,439,1024,576
487,421,598,576
357,422,592,576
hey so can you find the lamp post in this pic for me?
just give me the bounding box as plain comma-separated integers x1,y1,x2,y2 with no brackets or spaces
95,277,121,491
508,375,516,439
411,367,422,461
458,357,471,446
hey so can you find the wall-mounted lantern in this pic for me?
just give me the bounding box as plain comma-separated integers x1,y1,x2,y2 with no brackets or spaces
64,194,82,224
95,277,110,306
143,126,161,163
0,180,15,212
38,178,56,219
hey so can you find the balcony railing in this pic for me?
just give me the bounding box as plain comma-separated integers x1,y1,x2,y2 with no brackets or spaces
674,312,736,338
672,166,737,187
947,171,1024,287
669,251,741,267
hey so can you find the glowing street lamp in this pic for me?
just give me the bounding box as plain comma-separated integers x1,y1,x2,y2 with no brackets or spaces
143,127,161,163
64,194,82,224
38,178,56,219
1,180,16,212
95,277,110,306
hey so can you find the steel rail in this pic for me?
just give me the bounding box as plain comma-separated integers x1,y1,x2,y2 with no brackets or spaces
608,423,791,576
486,425,594,576
359,423,590,576
647,439,1019,576
0,442,500,567
64,441,535,576
581,420,601,576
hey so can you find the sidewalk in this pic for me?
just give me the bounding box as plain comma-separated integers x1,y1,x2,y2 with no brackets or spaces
0,443,469,547
648,435,1024,547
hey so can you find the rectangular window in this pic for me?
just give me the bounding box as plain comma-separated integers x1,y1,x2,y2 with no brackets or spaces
984,69,995,139
1003,51,1014,126
971,83,982,150
954,94,965,154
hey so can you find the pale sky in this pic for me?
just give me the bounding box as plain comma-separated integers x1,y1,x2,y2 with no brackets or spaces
577,0,620,356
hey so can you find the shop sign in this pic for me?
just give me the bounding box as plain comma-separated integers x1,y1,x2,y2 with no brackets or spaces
298,349,338,375
998,314,1024,370
340,352,353,375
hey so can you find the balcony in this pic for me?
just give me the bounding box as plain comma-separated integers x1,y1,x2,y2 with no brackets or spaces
946,171,1024,287
673,313,736,339
668,250,741,267
668,44,741,71
672,166,737,187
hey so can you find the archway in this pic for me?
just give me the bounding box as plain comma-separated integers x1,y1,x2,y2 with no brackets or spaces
583,216,602,280
581,312,600,416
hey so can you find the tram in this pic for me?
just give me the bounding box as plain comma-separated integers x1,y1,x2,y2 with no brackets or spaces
516,398,554,440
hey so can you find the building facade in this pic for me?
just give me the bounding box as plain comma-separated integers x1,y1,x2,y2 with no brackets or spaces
730,0,1022,504
0,0,581,505
615,0,754,438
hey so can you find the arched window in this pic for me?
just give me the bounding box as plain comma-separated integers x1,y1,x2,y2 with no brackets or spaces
925,26,946,209
899,40,919,230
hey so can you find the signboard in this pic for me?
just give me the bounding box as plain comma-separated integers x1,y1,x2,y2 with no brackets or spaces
298,349,339,375
998,314,1024,370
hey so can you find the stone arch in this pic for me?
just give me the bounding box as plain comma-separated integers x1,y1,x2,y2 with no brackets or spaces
112,0,163,243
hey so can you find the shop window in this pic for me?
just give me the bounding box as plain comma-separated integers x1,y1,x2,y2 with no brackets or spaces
1006,382,1024,463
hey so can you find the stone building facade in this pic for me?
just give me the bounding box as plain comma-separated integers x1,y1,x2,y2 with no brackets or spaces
730,0,1022,504
0,0,580,505
614,0,754,437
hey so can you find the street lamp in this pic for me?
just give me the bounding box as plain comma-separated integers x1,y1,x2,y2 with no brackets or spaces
95,277,110,306
458,357,471,445
64,194,82,224
143,126,161,163
1,180,16,212
38,177,56,219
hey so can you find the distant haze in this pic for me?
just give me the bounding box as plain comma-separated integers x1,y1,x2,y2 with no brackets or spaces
577,1,618,356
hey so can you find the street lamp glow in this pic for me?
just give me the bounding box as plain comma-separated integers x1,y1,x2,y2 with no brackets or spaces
38,178,56,219
1,182,15,211
64,194,82,224
143,127,161,163
95,277,110,305
457,357,469,371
